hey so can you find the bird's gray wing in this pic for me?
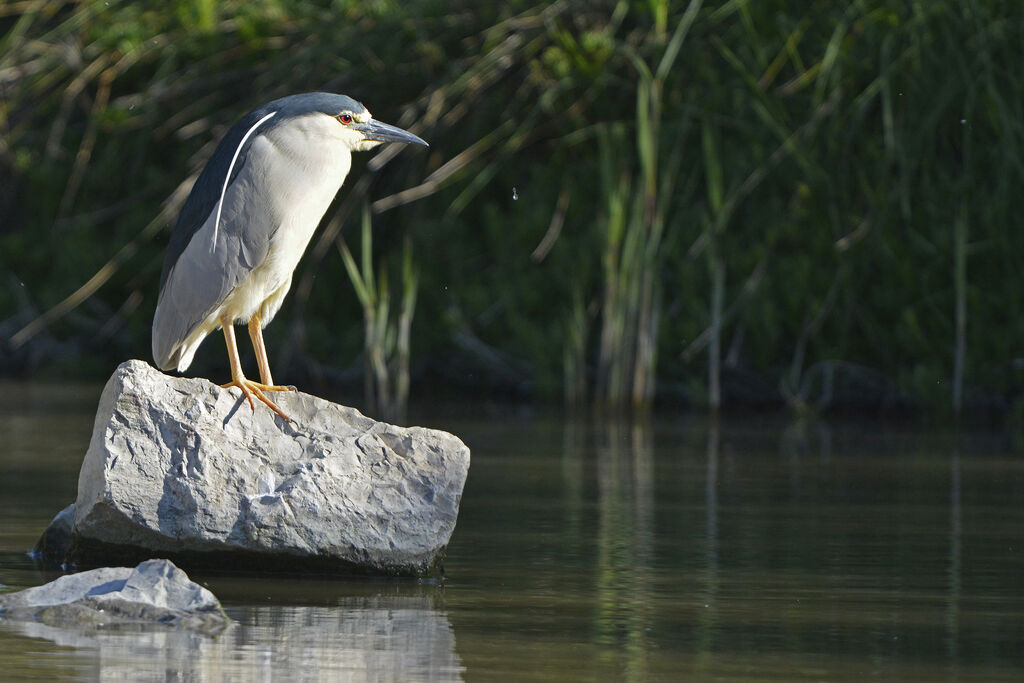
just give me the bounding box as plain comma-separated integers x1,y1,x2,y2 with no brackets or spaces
152,112,284,370
158,107,280,291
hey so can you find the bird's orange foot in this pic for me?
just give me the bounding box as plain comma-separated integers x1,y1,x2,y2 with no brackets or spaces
220,378,295,422
250,381,297,393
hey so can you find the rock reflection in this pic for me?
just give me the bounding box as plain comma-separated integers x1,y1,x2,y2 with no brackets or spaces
0,595,463,681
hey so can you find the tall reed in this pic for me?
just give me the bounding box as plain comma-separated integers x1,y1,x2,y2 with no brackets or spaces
338,206,418,421
594,0,698,409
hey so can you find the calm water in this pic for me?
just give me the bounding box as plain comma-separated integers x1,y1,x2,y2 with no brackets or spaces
1,382,1023,681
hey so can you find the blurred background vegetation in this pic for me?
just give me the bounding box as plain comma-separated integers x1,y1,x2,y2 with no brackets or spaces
1,0,1021,420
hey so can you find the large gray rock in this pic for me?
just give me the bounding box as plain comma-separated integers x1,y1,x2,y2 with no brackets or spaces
0,559,228,633
32,503,75,566
50,360,469,576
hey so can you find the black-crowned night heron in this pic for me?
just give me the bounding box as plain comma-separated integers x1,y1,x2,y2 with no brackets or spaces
152,92,426,421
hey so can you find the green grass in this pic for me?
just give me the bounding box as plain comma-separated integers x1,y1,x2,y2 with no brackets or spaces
1,0,1022,418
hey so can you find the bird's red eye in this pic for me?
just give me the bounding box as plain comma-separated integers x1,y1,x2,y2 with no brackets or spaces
338,114,353,124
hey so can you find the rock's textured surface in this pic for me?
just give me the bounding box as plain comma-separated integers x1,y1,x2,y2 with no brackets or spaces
60,360,469,575
0,559,228,632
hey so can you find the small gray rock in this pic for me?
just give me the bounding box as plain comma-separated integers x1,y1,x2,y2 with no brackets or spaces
62,360,469,575
0,559,227,633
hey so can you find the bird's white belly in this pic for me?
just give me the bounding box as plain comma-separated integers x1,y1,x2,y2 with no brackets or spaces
219,212,318,324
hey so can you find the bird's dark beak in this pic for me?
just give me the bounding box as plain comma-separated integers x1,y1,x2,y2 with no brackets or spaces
357,119,428,146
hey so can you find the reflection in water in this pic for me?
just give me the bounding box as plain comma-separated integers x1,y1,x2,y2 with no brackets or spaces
4,387,1024,681
0,596,463,681
561,419,585,567
594,419,653,682
780,419,833,491
946,450,961,663
697,417,719,674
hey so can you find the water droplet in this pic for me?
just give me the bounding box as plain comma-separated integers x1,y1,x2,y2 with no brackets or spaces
960,119,966,124
512,187,518,201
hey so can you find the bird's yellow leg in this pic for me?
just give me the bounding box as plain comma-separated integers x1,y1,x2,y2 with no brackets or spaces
219,314,292,422
247,313,294,392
